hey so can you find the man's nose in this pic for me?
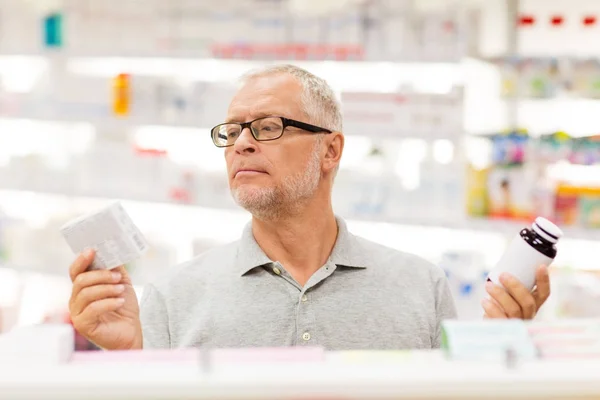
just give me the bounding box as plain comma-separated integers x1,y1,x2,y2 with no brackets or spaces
233,127,257,154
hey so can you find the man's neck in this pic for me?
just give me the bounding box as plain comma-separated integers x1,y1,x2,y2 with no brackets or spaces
251,208,338,286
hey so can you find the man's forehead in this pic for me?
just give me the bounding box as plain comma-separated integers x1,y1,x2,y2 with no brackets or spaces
226,80,304,121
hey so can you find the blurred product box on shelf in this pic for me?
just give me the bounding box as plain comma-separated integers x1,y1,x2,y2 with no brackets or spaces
341,88,464,139
489,131,529,166
580,194,600,228
569,135,600,165
528,319,600,359
441,319,538,362
520,58,561,99
0,323,74,365
497,57,519,98
0,214,76,274
466,166,489,217
493,57,600,99
466,130,600,230
442,318,600,361
52,76,110,120
486,166,537,221
60,202,149,270
551,269,600,319
555,185,600,228
538,131,572,163
572,59,600,99
554,185,581,226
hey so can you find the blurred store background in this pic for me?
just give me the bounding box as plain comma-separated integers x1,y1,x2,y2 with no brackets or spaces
0,0,599,340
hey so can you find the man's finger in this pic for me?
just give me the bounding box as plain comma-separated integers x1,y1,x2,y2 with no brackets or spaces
482,298,507,319
71,269,122,301
71,284,126,317
74,298,126,327
486,281,523,319
110,265,131,285
69,249,95,282
533,265,551,309
499,273,537,319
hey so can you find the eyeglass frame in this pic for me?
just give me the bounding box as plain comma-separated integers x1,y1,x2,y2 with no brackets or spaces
210,116,333,148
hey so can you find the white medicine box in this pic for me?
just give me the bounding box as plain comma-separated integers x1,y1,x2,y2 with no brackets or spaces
60,202,149,270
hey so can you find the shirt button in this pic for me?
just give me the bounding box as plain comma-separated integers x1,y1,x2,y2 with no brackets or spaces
302,332,311,341
301,294,308,302
272,267,281,275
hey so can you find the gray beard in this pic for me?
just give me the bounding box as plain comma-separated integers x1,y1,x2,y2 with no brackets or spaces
231,145,321,221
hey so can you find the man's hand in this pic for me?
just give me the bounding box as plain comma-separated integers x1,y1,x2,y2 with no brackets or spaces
482,265,551,319
69,249,143,350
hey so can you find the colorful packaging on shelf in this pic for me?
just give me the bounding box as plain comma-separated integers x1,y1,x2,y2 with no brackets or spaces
569,135,600,165
465,165,489,217
577,187,600,228
490,131,529,166
554,185,580,225
537,131,572,164
553,185,600,227
518,58,558,99
486,166,536,221
572,59,600,99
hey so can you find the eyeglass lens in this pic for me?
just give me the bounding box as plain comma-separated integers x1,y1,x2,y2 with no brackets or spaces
213,117,284,147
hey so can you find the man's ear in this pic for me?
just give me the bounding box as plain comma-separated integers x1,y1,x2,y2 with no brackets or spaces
323,132,344,174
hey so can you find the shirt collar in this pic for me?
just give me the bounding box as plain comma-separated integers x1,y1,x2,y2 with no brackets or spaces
235,216,368,276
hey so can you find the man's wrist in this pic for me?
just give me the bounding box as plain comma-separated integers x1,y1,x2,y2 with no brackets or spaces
130,332,143,350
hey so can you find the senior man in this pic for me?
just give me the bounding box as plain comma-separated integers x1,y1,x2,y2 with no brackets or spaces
68,64,550,351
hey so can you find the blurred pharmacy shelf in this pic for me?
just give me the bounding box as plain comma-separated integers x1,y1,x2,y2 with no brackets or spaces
1,186,599,243
0,0,473,61
2,351,600,400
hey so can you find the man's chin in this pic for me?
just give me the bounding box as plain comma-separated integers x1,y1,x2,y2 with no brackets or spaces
231,187,276,209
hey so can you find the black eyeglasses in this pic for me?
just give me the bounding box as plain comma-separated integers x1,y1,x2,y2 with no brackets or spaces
211,116,332,148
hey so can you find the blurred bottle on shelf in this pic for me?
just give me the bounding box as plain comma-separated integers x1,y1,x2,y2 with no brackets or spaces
439,250,488,320
112,73,131,117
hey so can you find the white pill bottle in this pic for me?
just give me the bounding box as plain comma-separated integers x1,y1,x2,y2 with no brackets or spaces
488,217,564,290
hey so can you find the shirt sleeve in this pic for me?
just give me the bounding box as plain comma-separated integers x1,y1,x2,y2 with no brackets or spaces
139,283,171,349
432,271,457,348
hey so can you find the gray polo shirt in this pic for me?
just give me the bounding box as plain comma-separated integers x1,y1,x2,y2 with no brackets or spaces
139,218,457,350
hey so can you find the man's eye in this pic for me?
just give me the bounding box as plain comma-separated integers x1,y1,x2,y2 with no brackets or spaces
260,124,281,132
227,130,239,138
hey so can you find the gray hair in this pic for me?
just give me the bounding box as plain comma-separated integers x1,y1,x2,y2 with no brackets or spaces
238,64,343,133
